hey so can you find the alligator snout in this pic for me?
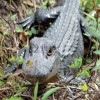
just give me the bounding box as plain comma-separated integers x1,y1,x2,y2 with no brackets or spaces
22,49,60,81
22,58,54,79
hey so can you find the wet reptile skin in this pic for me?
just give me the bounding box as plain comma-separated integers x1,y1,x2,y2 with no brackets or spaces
5,0,84,82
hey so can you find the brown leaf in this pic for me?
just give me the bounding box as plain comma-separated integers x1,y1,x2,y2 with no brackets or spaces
13,69,23,76
19,32,28,44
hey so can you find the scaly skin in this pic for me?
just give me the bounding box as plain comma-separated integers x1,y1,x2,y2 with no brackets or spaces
5,0,84,82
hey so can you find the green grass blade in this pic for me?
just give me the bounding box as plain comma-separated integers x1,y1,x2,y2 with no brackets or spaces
81,11,95,20
42,87,61,100
33,81,39,100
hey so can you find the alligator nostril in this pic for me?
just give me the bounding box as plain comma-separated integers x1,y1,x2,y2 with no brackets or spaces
50,69,52,72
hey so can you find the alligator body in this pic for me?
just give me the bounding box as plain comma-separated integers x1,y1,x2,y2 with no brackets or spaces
8,0,84,82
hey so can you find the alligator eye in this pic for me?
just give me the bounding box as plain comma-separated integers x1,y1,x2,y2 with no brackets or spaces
30,44,38,53
47,46,56,56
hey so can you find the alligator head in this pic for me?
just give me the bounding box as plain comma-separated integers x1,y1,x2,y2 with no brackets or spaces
22,37,60,82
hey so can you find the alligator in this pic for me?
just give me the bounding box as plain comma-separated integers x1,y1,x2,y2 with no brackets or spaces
5,0,84,83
